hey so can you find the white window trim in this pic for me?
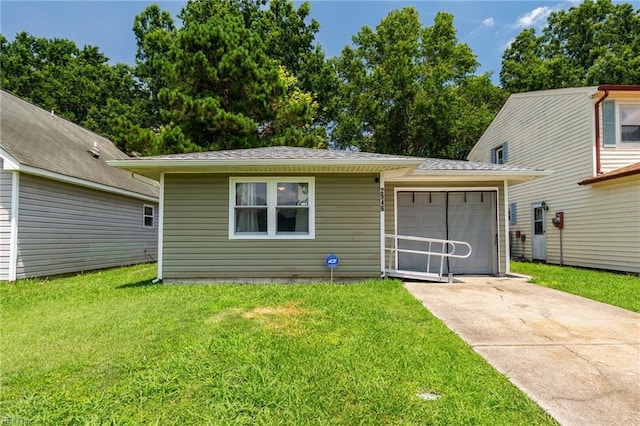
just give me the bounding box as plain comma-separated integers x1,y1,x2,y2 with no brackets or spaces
143,204,155,229
616,102,640,147
228,177,315,240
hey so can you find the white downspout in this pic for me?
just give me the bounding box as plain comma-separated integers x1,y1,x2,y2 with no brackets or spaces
503,179,510,275
152,172,165,283
8,171,19,281
379,172,386,277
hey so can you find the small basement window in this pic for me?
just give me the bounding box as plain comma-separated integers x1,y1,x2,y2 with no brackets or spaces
229,177,315,239
143,205,155,228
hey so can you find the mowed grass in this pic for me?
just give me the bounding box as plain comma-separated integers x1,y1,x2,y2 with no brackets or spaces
1,265,554,425
511,261,640,313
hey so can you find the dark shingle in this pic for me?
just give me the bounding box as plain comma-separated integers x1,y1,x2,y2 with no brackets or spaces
138,146,423,162
0,90,158,198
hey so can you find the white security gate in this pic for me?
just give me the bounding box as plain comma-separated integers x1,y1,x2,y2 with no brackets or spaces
396,191,498,275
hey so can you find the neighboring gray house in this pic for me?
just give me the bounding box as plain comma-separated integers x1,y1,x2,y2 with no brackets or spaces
109,147,546,283
468,86,640,274
0,90,159,281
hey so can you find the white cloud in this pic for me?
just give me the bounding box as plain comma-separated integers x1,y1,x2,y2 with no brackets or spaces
482,17,495,27
504,38,515,50
515,6,553,28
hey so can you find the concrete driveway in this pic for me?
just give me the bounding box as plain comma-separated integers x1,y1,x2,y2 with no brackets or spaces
404,276,640,426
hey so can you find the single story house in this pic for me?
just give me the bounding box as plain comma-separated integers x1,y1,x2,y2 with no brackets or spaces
468,86,640,274
0,90,159,281
109,146,547,283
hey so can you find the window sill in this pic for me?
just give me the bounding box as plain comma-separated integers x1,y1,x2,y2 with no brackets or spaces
229,234,315,240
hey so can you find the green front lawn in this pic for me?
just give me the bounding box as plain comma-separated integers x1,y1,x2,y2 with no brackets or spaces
511,261,640,313
0,265,554,425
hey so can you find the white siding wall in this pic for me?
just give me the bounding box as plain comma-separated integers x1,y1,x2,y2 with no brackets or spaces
564,176,639,273
0,159,12,280
469,88,640,273
16,174,158,278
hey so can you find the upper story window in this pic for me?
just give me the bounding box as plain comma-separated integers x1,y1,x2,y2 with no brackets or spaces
491,142,508,164
143,204,155,228
229,177,315,239
603,101,640,146
620,105,640,143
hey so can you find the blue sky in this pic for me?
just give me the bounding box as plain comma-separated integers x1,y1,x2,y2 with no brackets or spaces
2,1,636,82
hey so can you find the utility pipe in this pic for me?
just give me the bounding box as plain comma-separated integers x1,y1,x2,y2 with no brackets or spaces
593,88,609,176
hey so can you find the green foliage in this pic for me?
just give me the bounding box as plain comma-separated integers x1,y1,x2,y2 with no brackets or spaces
332,8,505,159
511,261,640,312
0,265,554,424
0,32,153,154
501,0,640,92
129,0,328,153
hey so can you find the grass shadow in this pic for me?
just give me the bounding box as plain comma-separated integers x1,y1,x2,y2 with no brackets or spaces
116,279,160,289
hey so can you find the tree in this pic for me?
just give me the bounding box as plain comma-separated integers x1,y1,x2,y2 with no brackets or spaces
501,0,640,92
332,8,505,159
0,32,151,153
129,0,328,153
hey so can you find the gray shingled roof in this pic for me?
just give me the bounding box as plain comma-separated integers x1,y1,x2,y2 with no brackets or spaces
127,146,541,172
0,90,158,198
416,158,542,172
130,146,423,162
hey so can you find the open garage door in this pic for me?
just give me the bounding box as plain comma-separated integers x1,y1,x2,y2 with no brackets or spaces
396,191,497,275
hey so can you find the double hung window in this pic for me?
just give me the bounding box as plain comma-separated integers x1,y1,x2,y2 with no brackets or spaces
620,105,640,144
603,101,640,146
143,205,155,228
230,177,314,239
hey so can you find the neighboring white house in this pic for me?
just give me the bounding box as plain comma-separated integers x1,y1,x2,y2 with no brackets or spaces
0,90,160,281
468,85,640,274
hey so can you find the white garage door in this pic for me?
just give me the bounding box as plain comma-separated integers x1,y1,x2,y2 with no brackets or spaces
396,191,497,275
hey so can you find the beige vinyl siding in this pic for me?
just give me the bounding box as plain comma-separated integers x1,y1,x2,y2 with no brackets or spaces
554,176,639,273
384,181,507,274
16,174,158,278
470,88,640,273
163,173,381,280
600,149,640,173
0,160,12,280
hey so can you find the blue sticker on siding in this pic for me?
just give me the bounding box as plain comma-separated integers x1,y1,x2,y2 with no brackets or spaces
325,254,339,269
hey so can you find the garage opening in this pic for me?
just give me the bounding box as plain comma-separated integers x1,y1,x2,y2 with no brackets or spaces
395,190,498,275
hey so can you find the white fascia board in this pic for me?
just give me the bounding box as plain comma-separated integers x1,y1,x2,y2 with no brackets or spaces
0,149,20,170
401,169,552,182
1,149,157,203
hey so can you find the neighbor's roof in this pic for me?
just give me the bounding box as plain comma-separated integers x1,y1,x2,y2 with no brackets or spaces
0,90,158,200
109,145,548,184
579,162,640,185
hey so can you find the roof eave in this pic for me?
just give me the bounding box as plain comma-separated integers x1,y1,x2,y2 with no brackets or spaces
579,170,640,185
3,149,158,202
107,158,424,180
400,169,551,184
